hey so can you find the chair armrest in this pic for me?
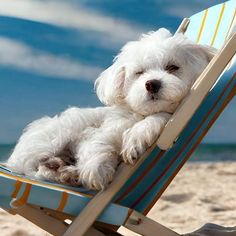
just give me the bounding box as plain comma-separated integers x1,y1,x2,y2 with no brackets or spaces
157,32,236,150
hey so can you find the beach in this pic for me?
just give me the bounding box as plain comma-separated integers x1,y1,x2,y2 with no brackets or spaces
0,161,235,236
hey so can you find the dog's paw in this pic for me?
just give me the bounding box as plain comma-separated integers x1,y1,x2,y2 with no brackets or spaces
39,157,66,171
121,125,157,165
58,166,80,186
121,145,142,165
80,162,116,190
121,129,148,165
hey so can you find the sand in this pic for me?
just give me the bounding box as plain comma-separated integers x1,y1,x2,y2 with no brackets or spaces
0,162,236,236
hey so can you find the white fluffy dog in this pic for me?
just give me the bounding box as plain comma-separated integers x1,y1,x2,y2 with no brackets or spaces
7,29,214,190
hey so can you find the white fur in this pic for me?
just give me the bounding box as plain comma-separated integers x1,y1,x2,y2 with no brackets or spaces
6,28,215,190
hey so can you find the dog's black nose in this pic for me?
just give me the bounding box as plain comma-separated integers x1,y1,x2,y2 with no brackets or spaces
145,80,162,94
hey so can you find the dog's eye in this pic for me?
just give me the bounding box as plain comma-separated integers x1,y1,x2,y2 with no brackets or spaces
135,70,145,76
165,64,179,73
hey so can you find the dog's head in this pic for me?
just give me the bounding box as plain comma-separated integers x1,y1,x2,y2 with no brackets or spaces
95,28,215,116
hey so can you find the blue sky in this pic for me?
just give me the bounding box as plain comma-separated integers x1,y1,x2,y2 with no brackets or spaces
0,0,235,144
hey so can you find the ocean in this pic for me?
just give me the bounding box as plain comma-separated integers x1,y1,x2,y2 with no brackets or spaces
0,143,236,163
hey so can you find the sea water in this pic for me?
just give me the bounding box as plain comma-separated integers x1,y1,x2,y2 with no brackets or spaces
0,143,236,163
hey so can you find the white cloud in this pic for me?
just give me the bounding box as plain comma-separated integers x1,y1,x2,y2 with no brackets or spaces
162,1,224,18
0,0,145,45
164,5,198,18
0,37,103,81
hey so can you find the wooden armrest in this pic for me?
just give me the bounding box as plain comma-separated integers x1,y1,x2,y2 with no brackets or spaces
157,32,236,150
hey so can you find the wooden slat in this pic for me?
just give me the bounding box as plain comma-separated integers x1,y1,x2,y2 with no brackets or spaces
176,18,190,34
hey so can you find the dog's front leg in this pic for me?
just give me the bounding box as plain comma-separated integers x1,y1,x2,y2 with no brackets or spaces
121,112,171,164
58,139,119,190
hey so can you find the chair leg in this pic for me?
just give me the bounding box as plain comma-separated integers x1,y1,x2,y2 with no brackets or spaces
11,204,68,236
11,204,108,236
84,227,106,236
124,210,180,236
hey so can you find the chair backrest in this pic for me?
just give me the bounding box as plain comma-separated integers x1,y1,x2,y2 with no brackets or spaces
185,0,236,48
114,0,236,214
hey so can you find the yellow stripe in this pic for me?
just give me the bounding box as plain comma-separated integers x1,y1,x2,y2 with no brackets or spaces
11,180,22,198
56,192,68,212
12,184,32,207
210,3,226,46
197,9,208,43
225,8,236,41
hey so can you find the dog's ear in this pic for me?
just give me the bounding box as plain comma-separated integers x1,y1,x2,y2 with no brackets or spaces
185,44,217,63
200,45,218,62
95,61,125,106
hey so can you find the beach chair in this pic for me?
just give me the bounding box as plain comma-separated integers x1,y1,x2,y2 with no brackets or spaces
0,1,235,235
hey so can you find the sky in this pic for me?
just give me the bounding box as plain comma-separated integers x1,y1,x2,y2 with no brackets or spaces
0,0,235,144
